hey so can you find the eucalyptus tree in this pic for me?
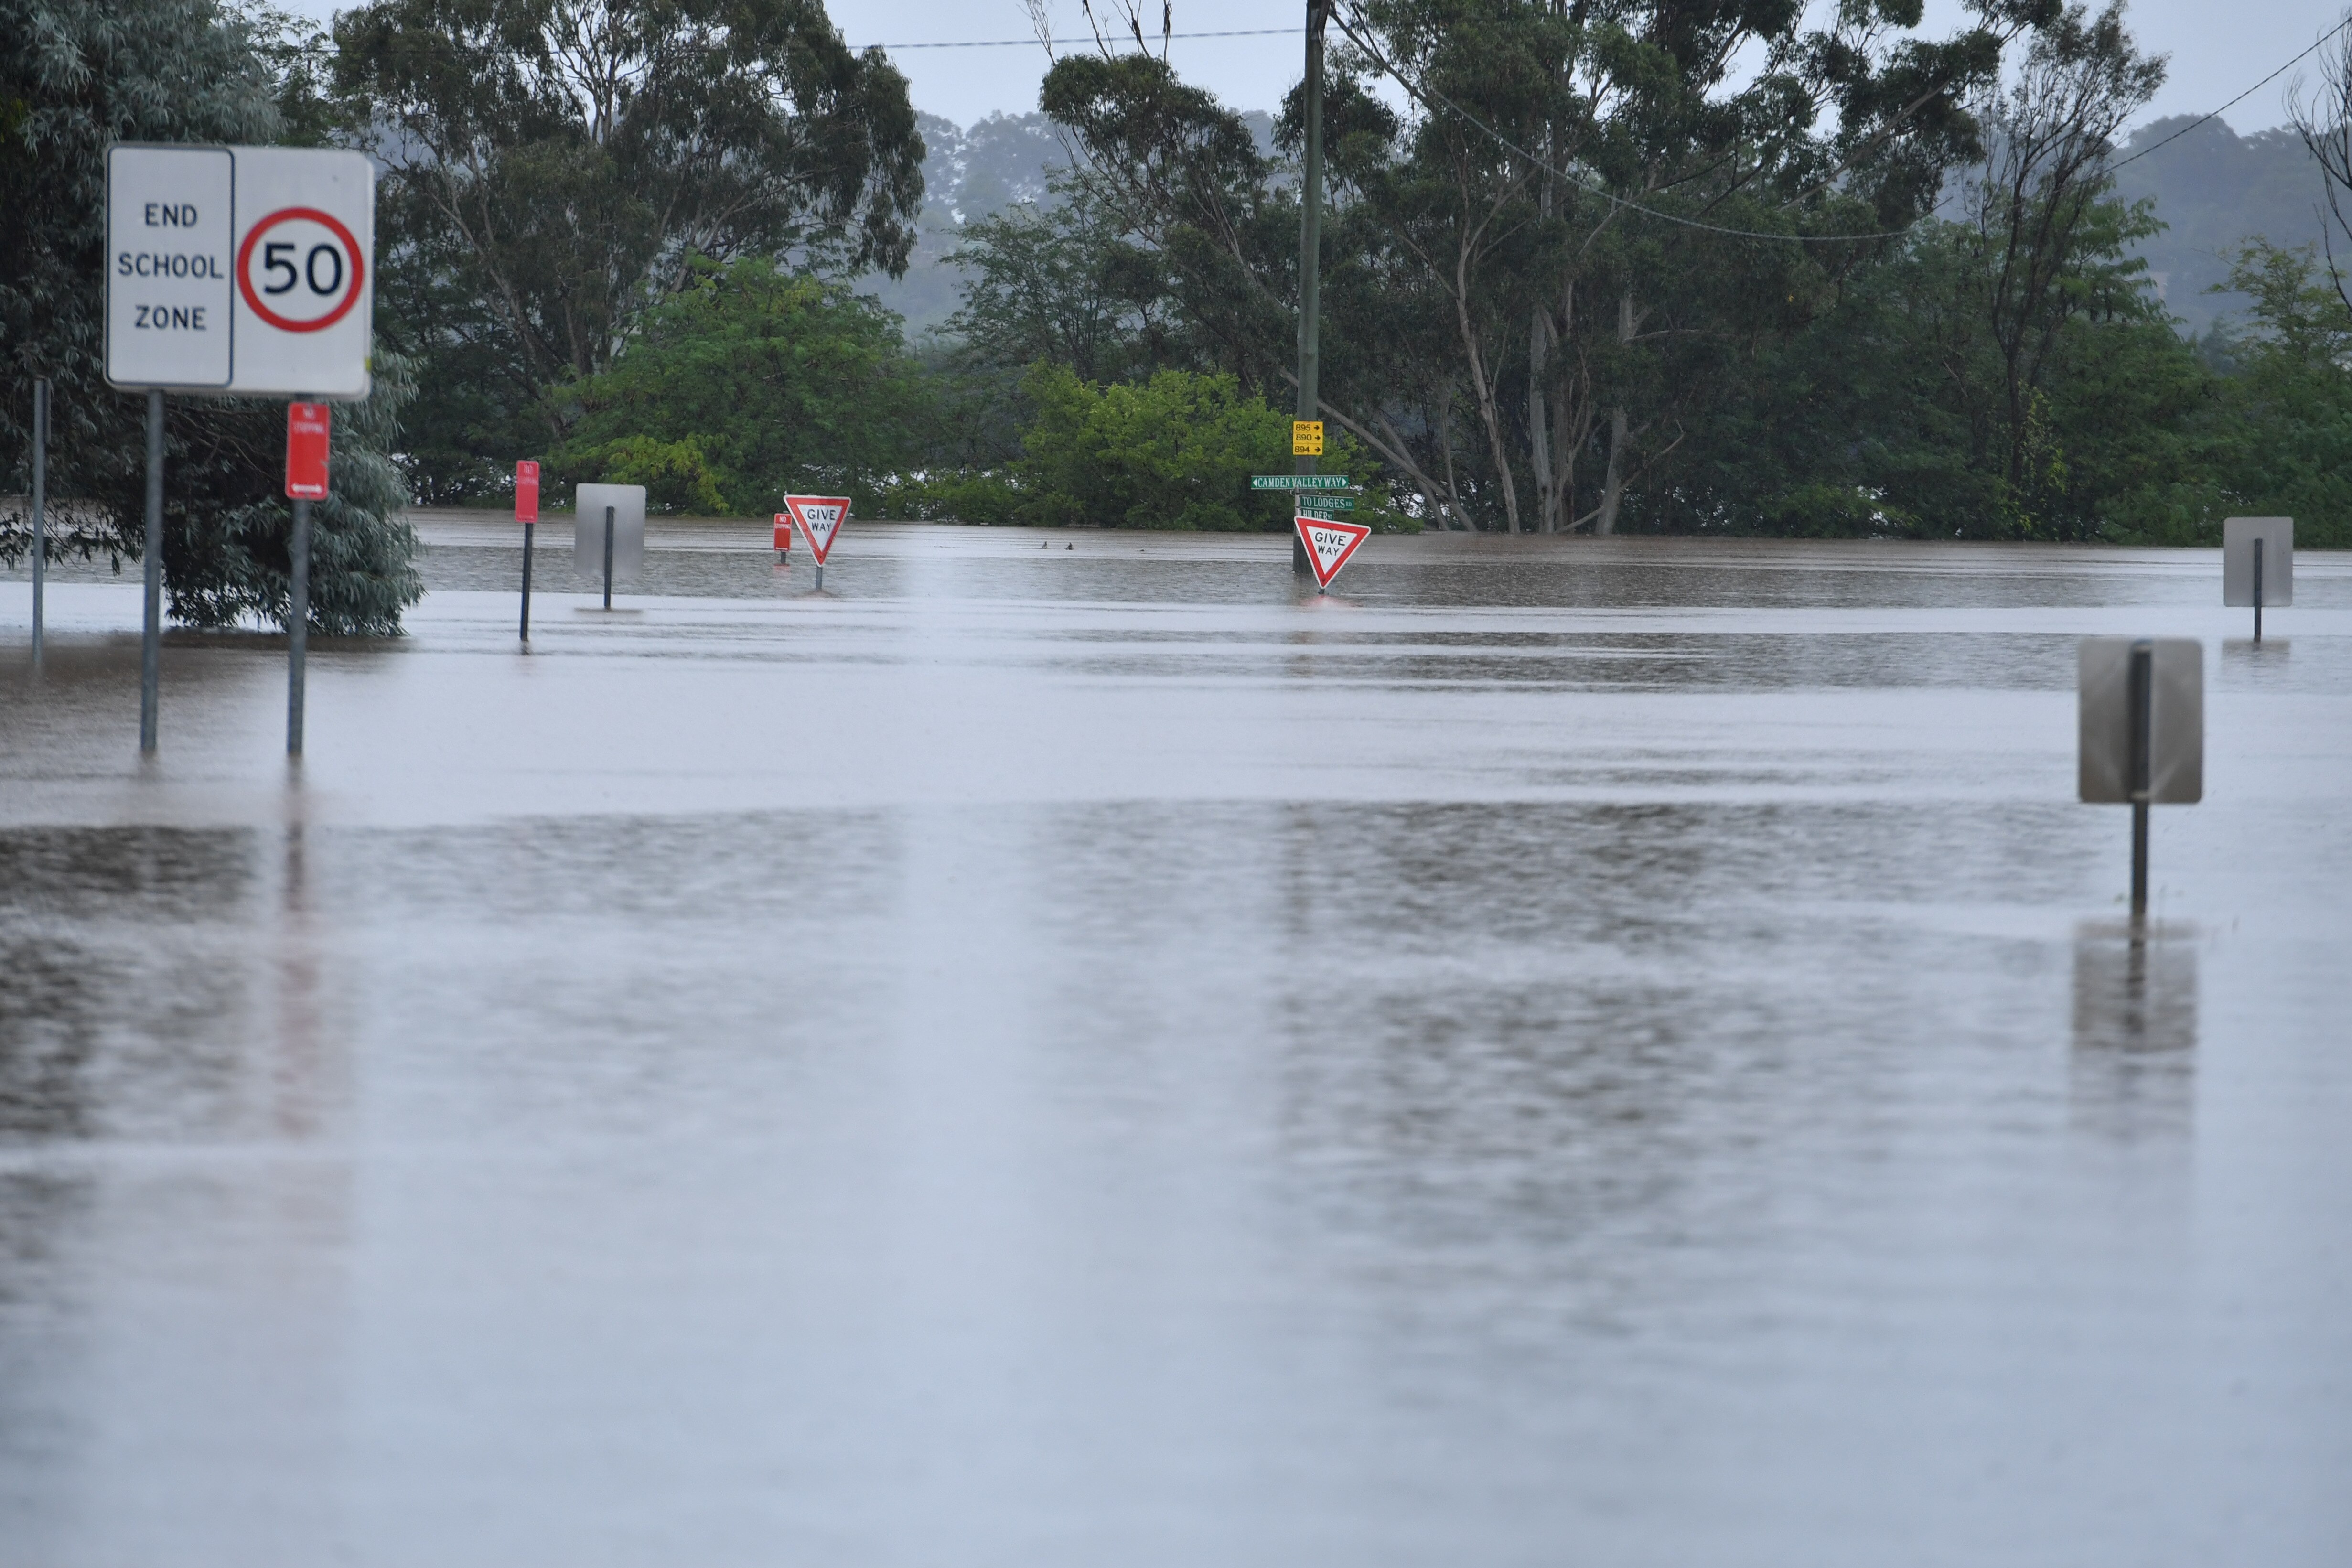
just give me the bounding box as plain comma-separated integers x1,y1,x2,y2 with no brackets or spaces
2290,11,2352,314
1956,2,2164,513
1037,0,2076,532
333,0,926,494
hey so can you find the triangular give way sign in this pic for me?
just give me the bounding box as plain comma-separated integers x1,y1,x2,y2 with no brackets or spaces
784,495,851,563
1294,514,1371,589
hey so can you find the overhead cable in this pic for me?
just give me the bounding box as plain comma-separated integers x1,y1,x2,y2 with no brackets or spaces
2107,12,2352,172
854,28,1290,50
1324,2,1920,242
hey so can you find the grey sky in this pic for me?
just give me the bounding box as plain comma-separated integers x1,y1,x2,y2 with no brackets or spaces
277,0,2338,135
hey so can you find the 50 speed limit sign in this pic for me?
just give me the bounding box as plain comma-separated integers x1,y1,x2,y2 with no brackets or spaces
107,144,374,398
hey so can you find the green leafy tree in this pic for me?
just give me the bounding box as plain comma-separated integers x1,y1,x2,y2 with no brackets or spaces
0,0,419,631
948,179,1180,386
2200,243,2352,544
550,257,923,513
1006,364,1401,532
333,0,927,500
1037,0,2051,534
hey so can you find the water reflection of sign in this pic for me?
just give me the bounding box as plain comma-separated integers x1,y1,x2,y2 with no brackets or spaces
784,495,850,564
1295,515,1370,589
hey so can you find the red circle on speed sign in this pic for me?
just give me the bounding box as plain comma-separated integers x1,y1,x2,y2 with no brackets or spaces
236,206,366,333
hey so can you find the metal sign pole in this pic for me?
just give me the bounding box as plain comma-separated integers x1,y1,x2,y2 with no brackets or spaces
2127,640,2152,920
1292,0,1328,577
520,520,534,641
140,390,164,753
29,379,47,661
287,497,311,755
602,504,614,610
2252,536,2264,644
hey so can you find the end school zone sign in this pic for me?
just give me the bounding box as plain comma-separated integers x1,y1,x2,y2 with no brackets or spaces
106,144,375,399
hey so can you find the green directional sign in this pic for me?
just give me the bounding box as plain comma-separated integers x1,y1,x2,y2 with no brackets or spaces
1297,497,1356,513
1251,474,1350,490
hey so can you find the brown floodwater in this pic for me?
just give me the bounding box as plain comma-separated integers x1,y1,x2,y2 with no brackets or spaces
1,521,2348,1566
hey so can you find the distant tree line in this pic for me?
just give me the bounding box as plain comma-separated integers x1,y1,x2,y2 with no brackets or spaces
6,0,2352,637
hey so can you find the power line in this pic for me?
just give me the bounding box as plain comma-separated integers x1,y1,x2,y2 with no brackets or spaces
853,28,1290,51
1326,3,1918,242
2108,12,2352,172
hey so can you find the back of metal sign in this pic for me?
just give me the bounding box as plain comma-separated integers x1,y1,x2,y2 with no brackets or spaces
2079,638,2203,804
573,483,647,581
2222,516,2292,606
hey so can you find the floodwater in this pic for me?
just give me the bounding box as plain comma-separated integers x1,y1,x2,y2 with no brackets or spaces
1,519,2348,1567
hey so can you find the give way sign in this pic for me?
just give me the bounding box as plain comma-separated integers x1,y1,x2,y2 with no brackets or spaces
1295,515,1371,589
784,495,851,564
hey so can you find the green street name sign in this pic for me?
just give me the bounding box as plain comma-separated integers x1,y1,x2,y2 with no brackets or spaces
1250,474,1351,490
1298,497,1357,512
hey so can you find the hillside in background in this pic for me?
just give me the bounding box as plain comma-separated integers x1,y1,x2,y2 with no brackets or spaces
864,109,2334,345
854,112,1076,337
2115,115,2338,337
855,109,1278,340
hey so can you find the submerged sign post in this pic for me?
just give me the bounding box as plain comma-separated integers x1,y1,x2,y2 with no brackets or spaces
105,143,374,754
2079,637,2202,921
282,403,330,754
785,495,850,591
516,460,540,643
574,483,645,611
2222,516,2292,643
1254,475,1368,592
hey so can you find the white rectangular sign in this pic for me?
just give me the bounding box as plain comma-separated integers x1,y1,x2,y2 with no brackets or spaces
574,484,646,581
106,146,235,389
2221,516,2292,607
2078,638,2203,805
106,143,375,399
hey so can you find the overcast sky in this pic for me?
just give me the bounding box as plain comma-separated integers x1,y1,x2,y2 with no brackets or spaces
280,0,2340,135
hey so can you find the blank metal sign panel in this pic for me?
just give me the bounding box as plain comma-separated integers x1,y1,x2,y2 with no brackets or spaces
573,483,647,581
2222,516,2292,607
2079,637,2202,805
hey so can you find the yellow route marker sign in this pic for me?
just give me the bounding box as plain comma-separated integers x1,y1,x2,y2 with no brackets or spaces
1292,419,1324,456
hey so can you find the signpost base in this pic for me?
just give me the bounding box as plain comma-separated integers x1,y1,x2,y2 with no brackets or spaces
29,379,46,664
2127,640,2152,921
520,521,534,642
2130,801,2149,921
287,498,310,756
2253,537,2264,644
602,505,615,611
140,390,163,754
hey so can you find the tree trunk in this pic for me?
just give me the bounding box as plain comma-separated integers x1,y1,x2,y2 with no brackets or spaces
1596,403,1629,536
1594,291,1638,535
1527,306,1556,533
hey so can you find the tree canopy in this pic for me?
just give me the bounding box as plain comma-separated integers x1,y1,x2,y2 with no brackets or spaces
334,0,926,497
